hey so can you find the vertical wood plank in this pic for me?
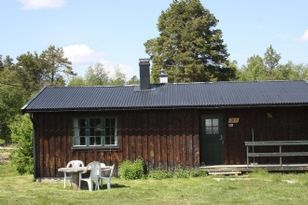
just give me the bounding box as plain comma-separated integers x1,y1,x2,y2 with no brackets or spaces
148,112,155,170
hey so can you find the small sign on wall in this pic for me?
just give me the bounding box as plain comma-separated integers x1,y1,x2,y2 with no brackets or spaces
228,117,240,124
228,117,240,127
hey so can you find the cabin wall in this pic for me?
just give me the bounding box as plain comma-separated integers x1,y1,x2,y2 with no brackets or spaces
33,107,308,178
222,107,308,164
33,110,200,178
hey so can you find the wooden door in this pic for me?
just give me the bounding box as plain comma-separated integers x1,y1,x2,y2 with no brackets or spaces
200,115,224,165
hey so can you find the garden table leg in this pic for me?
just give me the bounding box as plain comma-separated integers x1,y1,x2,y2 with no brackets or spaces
71,173,79,190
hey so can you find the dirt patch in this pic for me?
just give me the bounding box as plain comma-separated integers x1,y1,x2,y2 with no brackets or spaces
0,146,14,163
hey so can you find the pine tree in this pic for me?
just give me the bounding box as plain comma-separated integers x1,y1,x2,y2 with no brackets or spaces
264,44,281,71
145,0,236,82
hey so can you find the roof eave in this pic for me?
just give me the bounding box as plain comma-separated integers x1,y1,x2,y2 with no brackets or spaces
22,103,308,113
21,86,48,114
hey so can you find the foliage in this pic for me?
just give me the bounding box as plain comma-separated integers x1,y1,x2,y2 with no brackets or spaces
148,169,173,179
238,45,308,81
68,76,86,86
173,167,191,178
110,67,126,86
85,63,110,85
0,63,27,143
145,0,236,82
0,45,75,143
15,52,45,95
118,158,145,180
40,45,76,85
69,64,130,86
127,75,140,85
9,115,33,174
0,55,3,69
264,44,281,71
147,167,205,179
238,55,266,80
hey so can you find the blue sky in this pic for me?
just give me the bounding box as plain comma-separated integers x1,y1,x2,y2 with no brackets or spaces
1,0,308,78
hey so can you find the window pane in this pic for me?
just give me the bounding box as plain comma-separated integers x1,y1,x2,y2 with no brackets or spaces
90,128,94,136
105,136,111,145
90,119,95,127
212,119,219,126
95,130,102,136
205,127,212,134
95,119,101,127
105,119,110,127
205,119,211,127
212,126,219,134
73,117,117,147
110,119,115,127
79,119,86,127
95,137,101,145
89,137,95,145
110,136,115,145
80,137,86,145
79,128,86,136
105,128,110,136
110,128,115,135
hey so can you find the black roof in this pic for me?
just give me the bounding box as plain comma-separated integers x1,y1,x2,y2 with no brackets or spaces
22,80,308,112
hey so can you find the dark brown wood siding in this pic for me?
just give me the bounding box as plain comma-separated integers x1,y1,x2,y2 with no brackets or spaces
221,107,308,165
32,107,308,178
33,110,200,178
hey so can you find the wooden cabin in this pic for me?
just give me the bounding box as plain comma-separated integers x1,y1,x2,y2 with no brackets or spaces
22,59,308,179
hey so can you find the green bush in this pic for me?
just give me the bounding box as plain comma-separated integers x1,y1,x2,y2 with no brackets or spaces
148,169,173,179
174,167,191,178
9,115,33,175
189,168,206,177
119,158,145,180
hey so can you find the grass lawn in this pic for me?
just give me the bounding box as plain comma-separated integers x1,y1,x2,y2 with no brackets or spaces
1,162,308,205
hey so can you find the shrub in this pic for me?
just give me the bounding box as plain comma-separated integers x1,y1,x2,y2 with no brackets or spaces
119,158,145,180
9,114,33,175
174,167,190,178
148,169,173,179
189,168,206,177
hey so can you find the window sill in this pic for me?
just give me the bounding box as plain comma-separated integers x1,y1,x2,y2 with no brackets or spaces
71,145,120,150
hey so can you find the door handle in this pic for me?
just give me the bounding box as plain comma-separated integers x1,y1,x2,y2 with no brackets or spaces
220,134,224,144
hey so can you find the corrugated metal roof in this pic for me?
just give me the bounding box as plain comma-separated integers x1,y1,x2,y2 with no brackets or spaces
22,80,308,112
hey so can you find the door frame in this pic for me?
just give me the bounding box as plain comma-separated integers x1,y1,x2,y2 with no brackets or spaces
200,114,225,165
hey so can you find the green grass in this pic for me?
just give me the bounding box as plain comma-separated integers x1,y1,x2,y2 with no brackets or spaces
0,164,308,205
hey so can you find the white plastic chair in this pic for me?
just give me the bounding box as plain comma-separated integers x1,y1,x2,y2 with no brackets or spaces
100,163,106,168
98,164,115,190
64,160,84,188
80,161,101,191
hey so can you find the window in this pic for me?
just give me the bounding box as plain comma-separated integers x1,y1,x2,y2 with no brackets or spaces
205,118,219,134
73,117,118,148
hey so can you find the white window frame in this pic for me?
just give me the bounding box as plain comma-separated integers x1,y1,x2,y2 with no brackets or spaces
72,117,118,148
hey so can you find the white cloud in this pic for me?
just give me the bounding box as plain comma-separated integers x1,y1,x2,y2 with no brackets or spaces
300,29,308,41
20,0,66,10
63,44,102,65
63,44,135,79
